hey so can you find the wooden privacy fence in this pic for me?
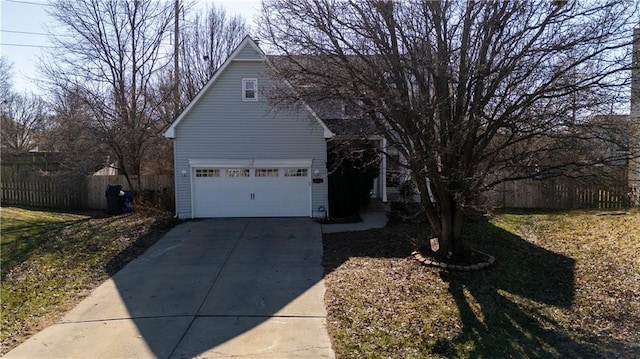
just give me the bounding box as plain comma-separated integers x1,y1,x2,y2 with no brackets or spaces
494,178,633,209
1,177,87,209
86,175,174,210
1,175,174,211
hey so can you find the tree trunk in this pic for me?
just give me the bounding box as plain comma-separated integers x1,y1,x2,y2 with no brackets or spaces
421,188,465,259
437,210,465,258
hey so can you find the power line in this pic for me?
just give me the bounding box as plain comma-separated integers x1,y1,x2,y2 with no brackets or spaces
1,29,49,36
4,0,52,6
0,42,56,49
1,29,71,38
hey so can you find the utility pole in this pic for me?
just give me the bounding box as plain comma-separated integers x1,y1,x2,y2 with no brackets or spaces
630,28,640,205
174,0,180,120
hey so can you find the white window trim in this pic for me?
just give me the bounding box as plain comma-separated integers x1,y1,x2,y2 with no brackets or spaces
242,78,258,101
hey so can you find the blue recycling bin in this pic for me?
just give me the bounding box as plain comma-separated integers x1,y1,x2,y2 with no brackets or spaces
122,191,133,213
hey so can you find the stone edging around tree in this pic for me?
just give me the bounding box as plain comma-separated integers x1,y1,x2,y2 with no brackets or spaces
411,250,496,271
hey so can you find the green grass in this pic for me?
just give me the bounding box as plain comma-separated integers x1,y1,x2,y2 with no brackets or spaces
0,207,177,354
323,210,640,358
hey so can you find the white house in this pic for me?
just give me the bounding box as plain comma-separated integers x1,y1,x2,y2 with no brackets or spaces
165,36,396,219
165,36,336,218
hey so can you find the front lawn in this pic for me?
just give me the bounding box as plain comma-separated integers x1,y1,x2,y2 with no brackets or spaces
0,207,178,355
323,210,640,358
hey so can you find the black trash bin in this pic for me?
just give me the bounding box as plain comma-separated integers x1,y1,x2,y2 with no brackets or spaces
105,184,123,215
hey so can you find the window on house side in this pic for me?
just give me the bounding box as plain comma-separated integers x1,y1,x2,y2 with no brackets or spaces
242,78,257,101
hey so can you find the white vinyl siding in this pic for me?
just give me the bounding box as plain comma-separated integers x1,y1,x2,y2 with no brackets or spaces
235,43,262,60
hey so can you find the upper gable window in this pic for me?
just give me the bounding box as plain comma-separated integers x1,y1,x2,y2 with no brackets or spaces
242,78,258,101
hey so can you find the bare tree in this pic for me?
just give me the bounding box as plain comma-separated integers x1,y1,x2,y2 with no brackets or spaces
41,88,111,176
1,92,47,155
179,3,248,102
0,57,12,101
41,0,175,191
260,0,638,259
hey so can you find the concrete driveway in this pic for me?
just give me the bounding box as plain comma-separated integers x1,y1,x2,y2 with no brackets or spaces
5,218,334,358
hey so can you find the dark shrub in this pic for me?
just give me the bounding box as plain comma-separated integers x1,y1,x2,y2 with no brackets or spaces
328,140,380,218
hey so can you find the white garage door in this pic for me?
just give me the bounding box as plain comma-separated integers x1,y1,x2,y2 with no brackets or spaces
192,165,311,218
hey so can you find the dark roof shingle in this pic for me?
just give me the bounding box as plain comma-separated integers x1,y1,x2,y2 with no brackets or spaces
322,118,379,137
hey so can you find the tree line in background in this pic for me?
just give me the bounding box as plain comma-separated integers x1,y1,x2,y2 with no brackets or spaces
0,0,248,191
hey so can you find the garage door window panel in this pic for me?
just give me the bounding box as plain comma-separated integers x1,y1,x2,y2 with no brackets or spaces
285,168,308,177
195,169,220,177
255,168,279,177
226,169,249,177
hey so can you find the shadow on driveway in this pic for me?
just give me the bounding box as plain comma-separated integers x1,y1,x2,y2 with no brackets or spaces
4,218,333,358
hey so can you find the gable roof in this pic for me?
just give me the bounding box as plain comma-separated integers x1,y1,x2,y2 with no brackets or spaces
164,35,334,139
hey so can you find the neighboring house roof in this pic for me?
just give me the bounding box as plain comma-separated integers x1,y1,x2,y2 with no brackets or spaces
164,35,334,139
93,163,119,176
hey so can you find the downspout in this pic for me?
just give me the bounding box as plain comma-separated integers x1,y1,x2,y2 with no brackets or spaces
382,138,388,202
171,138,179,218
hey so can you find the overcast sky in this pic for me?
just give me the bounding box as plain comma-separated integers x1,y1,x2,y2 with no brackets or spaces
0,0,261,95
